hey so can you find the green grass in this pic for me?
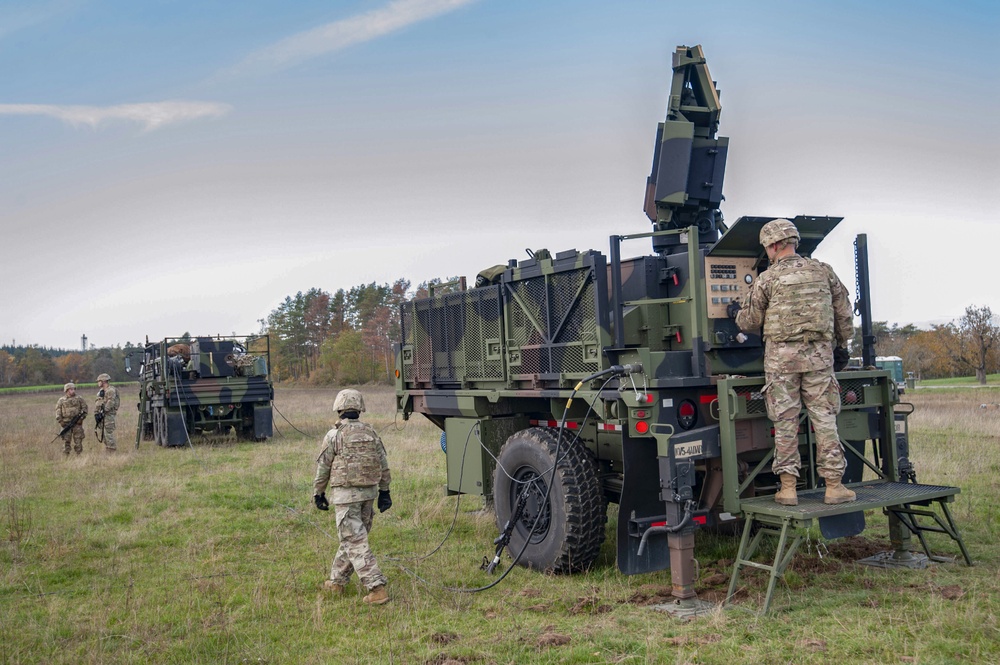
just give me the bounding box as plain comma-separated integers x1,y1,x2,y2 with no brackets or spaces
917,374,1000,387
1,386,998,664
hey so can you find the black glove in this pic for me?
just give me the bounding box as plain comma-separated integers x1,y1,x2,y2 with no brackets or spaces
377,490,392,513
726,301,742,319
94,411,104,424
833,347,850,372
314,493,329,511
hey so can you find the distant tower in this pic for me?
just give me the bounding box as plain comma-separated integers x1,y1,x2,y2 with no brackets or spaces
81,334,88,352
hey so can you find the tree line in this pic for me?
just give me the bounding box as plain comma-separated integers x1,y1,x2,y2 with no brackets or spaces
258,277,458,385
0,344,142,388
3,298,996,388
851,305,999,383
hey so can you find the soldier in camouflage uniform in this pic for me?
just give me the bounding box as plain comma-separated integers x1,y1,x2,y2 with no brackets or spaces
56,382,88,455
313,389,393,605
94,373,120,452
732,219,856,505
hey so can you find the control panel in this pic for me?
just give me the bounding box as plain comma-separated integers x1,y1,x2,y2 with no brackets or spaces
705,256,758,319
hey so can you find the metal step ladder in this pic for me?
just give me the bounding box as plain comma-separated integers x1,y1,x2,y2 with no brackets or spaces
724,481,972,614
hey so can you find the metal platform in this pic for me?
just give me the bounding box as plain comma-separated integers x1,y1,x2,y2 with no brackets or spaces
725,481,970,614
737,481,961,522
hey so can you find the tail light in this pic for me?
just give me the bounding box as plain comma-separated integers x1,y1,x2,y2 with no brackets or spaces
677,399,697,430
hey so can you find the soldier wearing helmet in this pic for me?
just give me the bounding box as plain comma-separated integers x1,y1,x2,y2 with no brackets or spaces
94,372,120,452
313,389,393,605
731,219,856,506
56,382,88,455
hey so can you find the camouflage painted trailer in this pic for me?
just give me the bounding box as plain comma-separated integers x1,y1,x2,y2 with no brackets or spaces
394,45,968,610
128,335,274,446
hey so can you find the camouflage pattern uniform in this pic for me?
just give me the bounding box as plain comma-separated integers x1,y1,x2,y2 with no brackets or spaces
94,375,120,451
736,250,853,480
56,384,87,454
314,417,391,591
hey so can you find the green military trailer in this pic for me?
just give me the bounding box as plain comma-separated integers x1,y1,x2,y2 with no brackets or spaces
127,335,274,446
394,45,969,613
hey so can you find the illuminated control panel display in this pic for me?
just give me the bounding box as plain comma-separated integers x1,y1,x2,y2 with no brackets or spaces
705,257,758,319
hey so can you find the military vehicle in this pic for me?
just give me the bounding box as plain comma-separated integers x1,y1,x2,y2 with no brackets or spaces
127,335,274,446
394,45,968,612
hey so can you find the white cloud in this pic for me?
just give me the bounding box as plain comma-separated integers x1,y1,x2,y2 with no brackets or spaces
220,0,477,78
0,100,232,131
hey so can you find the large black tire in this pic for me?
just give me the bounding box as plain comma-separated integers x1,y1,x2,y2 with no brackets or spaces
492,427,607,573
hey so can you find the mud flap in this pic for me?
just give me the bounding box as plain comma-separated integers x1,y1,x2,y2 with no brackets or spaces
819,511,865,539
254,405,273,438
617,435,670,575
166,413,188,447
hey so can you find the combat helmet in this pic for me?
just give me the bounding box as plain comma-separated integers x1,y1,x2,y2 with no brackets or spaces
333,389,366,415
759,218,800,247
64,382,76,392
96,373,111,382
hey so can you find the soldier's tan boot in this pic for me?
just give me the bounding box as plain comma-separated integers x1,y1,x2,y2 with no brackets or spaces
823,477,857,505
774,473,799,506
363,585,389,605
323,580,346,594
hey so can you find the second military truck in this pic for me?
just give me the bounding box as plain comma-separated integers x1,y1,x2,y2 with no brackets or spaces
129,335,274,446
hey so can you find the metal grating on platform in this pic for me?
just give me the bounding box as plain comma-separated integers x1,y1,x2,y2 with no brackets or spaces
738,482,959,520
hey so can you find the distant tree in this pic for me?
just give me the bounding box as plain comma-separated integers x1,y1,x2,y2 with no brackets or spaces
55,353,91,384
17,347,56,385
956,305,999,384
850,321,920,358
0,350,15,385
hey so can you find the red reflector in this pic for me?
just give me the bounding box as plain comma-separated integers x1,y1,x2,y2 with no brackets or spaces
567,422,579,429
699,394,716,404
692,515,707,525
650,521,666,528
679,402,696,417
635,421,649,434
635,410,647,418
675,331,682,343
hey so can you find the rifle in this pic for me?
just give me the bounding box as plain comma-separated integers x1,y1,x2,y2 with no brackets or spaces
94,405,106,443
50,411,86,445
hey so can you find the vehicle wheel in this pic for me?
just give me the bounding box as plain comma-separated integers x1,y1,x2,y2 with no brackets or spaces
492,427,606,573
157,407,169,446
141,409,155,442
153,407,164,446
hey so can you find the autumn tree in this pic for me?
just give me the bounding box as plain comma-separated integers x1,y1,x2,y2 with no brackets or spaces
956,305,999,384
0,350,16,386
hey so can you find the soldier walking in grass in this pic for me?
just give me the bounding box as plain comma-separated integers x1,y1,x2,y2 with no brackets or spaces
56,382,87,455
313,388,393,605
94,373,120,452
731,218,857,506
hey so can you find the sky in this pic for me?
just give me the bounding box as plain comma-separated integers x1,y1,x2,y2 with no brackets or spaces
2,0,998,351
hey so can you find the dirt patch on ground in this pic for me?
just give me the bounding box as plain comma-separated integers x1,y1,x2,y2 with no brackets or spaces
823,535,891,560
626,584,676,606
569,594,612,614
425,656,470,665
430,632,459,645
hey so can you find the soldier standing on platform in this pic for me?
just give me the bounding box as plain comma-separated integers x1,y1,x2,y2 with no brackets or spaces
731,218,856,506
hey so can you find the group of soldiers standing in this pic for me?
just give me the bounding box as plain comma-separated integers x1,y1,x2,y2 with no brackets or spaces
54,373,120,454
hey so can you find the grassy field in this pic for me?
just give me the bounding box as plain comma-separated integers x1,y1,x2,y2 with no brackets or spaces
1,385,998,664
916,374,1000,388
